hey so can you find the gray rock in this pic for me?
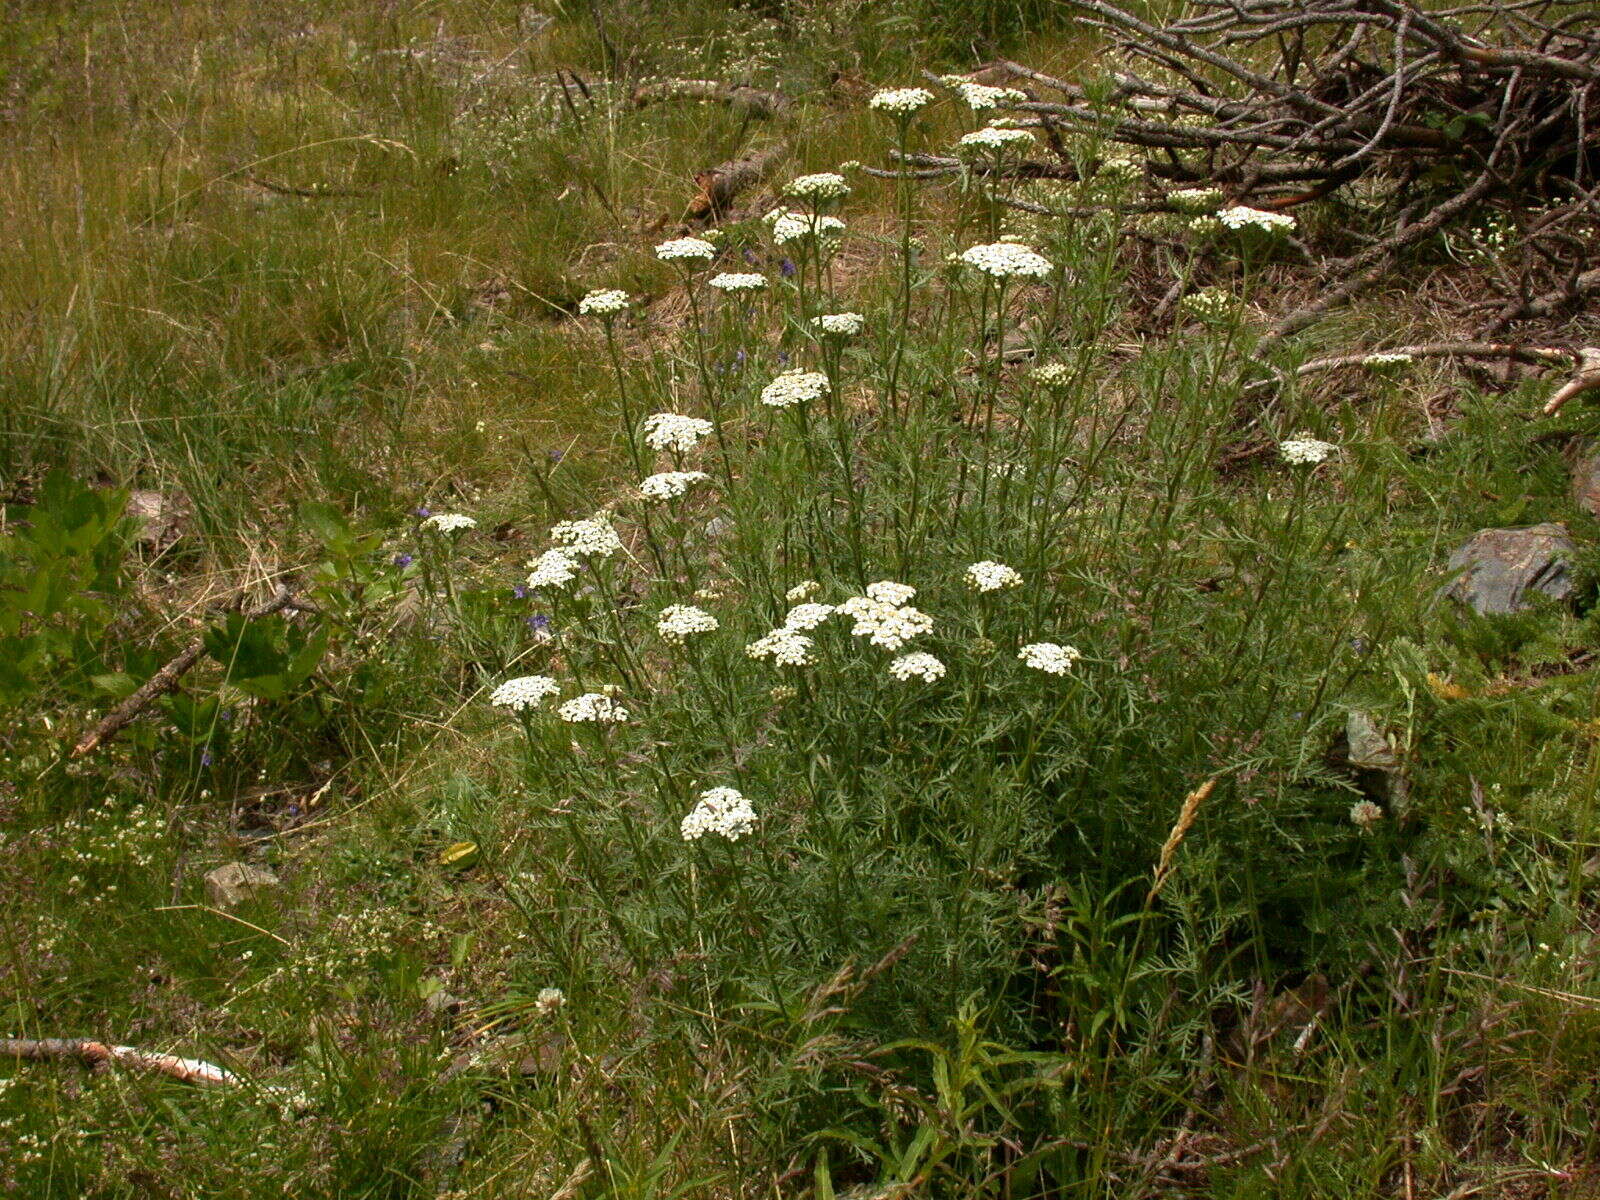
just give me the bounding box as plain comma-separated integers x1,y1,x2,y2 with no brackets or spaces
1345,711,1399,771
703,516,731,540
1572,448,1600,519
1445,523,1575,615
125,489,190,551
203,862,280,909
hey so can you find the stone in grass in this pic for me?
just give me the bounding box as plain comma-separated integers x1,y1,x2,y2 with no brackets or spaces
203,862,280,909
1572,447,1600,519
1444,523,1576,615
1342,710,1410,815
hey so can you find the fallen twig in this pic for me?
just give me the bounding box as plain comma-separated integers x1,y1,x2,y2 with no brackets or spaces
1293,341,1575,376
685,144,785,222
632,79,788,120
2,1037,237,1087
1542,348,1600,415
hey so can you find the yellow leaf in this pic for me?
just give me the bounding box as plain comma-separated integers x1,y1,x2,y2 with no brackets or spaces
1426,672,1473,701
439,841,479,868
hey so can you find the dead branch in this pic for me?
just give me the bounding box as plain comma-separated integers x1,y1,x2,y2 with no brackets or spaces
632,79,788,120
2,1037,236,1087
1542,348,1600,415
685,144,785,222
1293,341,1575,376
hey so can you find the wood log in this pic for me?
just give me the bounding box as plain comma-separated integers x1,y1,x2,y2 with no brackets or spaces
687,145,785,221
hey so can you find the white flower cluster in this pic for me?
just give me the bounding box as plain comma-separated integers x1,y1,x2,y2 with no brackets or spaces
1217,205,1296,234
655,236,718,262
490,675,561,711
1279,436,1337,465
785,579,821,603
1179,287,1233,320
783,602,835,630
1349,800,1384,829
558,692,630,724
1362,351,1414,367
638,470,711,503
760,369,830,409
785,172,851,202
578,288,630,316
1097,152,1144,184
869,87,935,116
1031,361,1072,387
642,412,714,453
535,987,566,1016
1019,641,1081,674
959,242,1054,280
657,604,719,644
958,126,1036,153
771,211,846,245
813,312,865,337
953,81,1027,110
681,786,757,842
421,513,477,534
866,580,916,605
746,626,815,666
965,560,1023,592
527,548,580,590
550,515,623,558
708,272,768,293
1167,187,1224,212
889,652,946,682
839,591,933,651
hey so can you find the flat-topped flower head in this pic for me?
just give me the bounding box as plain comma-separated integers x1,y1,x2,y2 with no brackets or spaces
960,242,1054,279
785,172,850,202
889,652,946,683
746,626,815,667
578,288,630,316
1031,361,1072,388
761,369,830,409
785,580,821,603
681,786,757,842
638,470,712,503
1362,351,1414,368
489,675,560,711
1280,436,1337,465
526,548,580,590
655,236,718,263
954,81,1028,110
958,126,1036,154
870,87,935,117
1167,187,1224,213
642,412,714,453
772,211,846,245
1179,287,1233,320
1217,205,1296,234
708,272,768,293
813,312,865,338
421,513,476,534
550,515,623,559
965,561,1023,592
783,602,835,631
839,595,933,651
865,580,916,606
558,692,630,724
657,604,718,644
1019,641,1081,674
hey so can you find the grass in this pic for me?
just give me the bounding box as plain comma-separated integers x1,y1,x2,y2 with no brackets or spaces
4,1,1600,1197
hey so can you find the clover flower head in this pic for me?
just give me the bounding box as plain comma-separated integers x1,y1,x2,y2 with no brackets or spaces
869,87,935,116
1217,205,1296,234
1167,187,1224,213
657,604,719,644
638,470,712,503
956,81,1027,110
1179,286,1233,320
958,126,1036,154
527,548,580,590
642,412,714,453
772,211,846,245
708,272,768,293
421,513,477,534
1279,436,1337,465
681,786,757,842
1349,800,1384,829
550,515,623,558
785,580,822,603
1031,361,1072,388
760,369,830,408
746,626,815,667
578,288,630,316
889,652,946,683
959,242,1054,279
489,675,560,711
813,312,865,338
1019,641,1081,674
965,561,1023,592
785,172,851,202
783,602,835,631
655,236,718,262
865,580,916,606
535,987,566,1016
558,692,630,724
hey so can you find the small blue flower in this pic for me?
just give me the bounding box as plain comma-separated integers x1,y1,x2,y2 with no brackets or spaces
776,350,790,365
512,584,529,599
529,613,551,631
734,349,747,365
548,449,564,463
415,506,431,518
200,750,213,767
780,258,796,278
742,247,759,265
394,553,413,568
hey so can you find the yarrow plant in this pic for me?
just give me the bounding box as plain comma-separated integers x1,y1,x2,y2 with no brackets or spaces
489,675,561,711
550,515,623,559
680,787,757,842
708,272,768,293
578,288,630,316
656,604,718,644
1362,351,1415,368
784,172,851,202
1179,287,1234,321
642,413,714,453
558,693,630,724
839,593,933,651
1167,187,1225,212
959,242,1054,279
655,236,718,263
420,513,476,534
771,211,846,246
1280,436,1338,465
1018,642,1082,675
965,560,1023,592
782,602,835,631
812,312,865,338
746,627,815,667
785,580,821,603
888,652,946,683
638,471,712,503
949,80,1027,110
760,370,830,409
1217,205,1297,234
865,580,917,606
869,87,935,117
527,548,580,590
957,127,1036,154
1031,361,1073,388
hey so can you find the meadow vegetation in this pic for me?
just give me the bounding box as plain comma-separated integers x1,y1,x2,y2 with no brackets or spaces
3,1,1600,1196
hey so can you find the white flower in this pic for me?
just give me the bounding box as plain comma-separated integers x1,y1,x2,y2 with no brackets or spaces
889,652,946,683
550,515,623,559
1018,642,1081,674
1097,152,1144,184
657,604,718,644
812,312,865,337
421,513,477,534
760,369,830,409
865,580,916,606
1279,436,1337,465
680,786,757,842
655,236,718,262
527,548,580,590
839,595,933,651
772,211,846,245
955,81,1027,110
1217,205,1296,234
1179,287,1233,320
785,172,851,202
965,561,1023,592
1167,187,1224,213
1362,351,1414,367
638,470,712,503
746,627,815,667
1031,361,1072,388
783,602,835,630
489,675,560,711
578,288,630,316
958,126,1036,153
959,242,1054,280
1349,800,1384,829
558,692,630,724
535,987,566,1015
785,580,821,603
642,412,714,453
869,87,935,116
708,272,768,293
